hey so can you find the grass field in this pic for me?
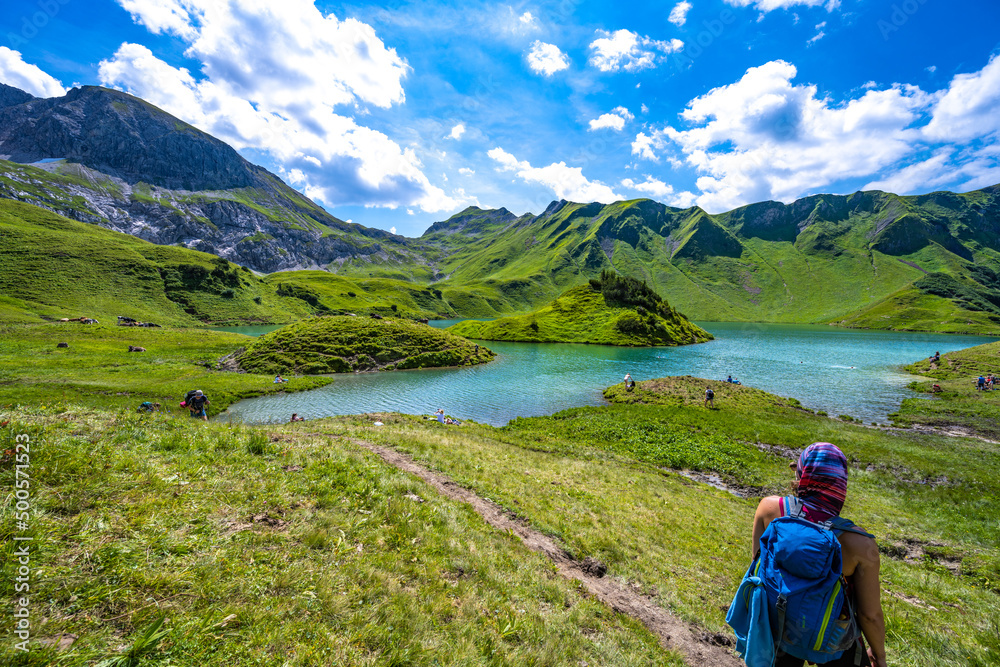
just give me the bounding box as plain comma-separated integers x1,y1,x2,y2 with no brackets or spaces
891,340,1000,438
238,316,495,375
446,282,711,346
1,324,999,665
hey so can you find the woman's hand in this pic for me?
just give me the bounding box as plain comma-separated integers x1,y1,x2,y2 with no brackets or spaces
867,646,887,667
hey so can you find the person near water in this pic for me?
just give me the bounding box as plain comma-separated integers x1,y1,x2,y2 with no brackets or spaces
435,408,445,423
977,375,986,390
624,373,635,391
188,390,209,421
727,375,734,383
274,375,288,383
704,386,715,408
749,443,887,667
289,413,305,422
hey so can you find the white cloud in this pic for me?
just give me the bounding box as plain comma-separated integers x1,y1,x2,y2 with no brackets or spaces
0,47,66,98
668,2,692,26
458,167,475,175
621,175,674,198
117,0,198,39
488,147,621,203
449,123,466,140
724,0,840,12
588,29,684,73
658,59,933,211
926,65,937,73
631,130,670,161
519,11,534,25
390,226,397,234
923,54,1000,142
864,149,958,194
588,106,634,131
641,103,649,114
102,0,459,213
807,22,826,45
526,41,570,76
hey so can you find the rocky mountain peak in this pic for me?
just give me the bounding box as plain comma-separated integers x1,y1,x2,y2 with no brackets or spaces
0,83,35,109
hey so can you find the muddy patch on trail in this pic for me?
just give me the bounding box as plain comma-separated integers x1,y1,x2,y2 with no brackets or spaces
674,470,763,498
880,538,963,574
347,437,742,667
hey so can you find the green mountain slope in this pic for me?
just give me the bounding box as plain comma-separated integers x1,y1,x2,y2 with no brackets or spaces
446,273,712,346
338,188,1000,334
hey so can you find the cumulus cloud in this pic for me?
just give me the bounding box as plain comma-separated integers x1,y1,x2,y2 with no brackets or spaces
724,0,840,12
458,167,475,175
488,147,621,203
621,175,673,198
0,47,66,98
668,1,692,27
449,123,466,140
588,106,634,131
589,29,684,72
519,11,534,25
653,59,938,210
526,41,570,76
923,54,1000,142
103,0,459,212
631,130,670,161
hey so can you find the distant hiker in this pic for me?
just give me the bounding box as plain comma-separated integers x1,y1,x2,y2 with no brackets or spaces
624,373,635,391
137,401,160,413
187,390,209,421
930,351,940,363
704,387,715,408
128,345,146,352
977,375,986,391
728,443,886,667
289,413,305,422
931,384,942,393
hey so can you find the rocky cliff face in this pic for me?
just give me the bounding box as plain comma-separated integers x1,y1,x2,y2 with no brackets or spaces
0,84,419,272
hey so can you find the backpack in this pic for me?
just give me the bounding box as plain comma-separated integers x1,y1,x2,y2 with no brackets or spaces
727,497,873,666
706,389,714,399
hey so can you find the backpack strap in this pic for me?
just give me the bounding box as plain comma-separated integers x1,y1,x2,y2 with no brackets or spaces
784,497,875,538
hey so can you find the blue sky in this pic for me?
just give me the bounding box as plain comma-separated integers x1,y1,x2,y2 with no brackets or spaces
3,0,1000,237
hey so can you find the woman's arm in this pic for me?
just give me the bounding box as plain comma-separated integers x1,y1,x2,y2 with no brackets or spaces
849,535,887,667
750,496,781,558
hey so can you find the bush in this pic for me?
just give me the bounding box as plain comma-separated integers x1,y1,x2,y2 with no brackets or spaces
253,295,262,304
221,288,236,299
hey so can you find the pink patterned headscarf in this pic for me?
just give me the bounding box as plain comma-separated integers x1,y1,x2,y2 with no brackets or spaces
795,442,849,522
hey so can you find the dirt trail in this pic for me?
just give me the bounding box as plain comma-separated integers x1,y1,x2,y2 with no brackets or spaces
347,437,743,667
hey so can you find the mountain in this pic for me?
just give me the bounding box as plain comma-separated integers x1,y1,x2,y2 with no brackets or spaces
0,84,419,272
339,190,1000,333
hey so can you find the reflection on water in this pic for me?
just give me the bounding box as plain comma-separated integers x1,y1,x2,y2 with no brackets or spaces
218,321,996,427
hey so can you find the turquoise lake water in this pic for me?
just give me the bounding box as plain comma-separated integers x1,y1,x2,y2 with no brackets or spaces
217,322,996,426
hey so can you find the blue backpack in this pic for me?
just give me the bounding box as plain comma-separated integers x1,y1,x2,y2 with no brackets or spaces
727,497,874,666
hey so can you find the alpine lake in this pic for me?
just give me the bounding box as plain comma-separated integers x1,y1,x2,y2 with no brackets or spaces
214,321,997,426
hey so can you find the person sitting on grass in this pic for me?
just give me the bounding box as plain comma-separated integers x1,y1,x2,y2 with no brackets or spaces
274,375,288,383
188,390,209,421
137,401,160,413
289,413,305,422
434,408,446,423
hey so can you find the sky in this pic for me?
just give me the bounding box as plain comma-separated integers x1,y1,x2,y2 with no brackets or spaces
3,0,1000,237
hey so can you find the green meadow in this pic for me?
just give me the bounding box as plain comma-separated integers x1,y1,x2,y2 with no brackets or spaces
1,320,999,665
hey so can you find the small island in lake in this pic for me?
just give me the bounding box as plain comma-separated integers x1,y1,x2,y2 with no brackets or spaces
237,315,495,374
446,270,713,346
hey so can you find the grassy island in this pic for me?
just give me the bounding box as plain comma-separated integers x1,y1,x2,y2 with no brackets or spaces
446,271,712,346
237,315,495,375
